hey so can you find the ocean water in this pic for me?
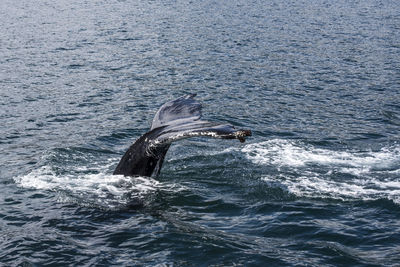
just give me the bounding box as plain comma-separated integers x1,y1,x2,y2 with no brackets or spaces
1,0,400,266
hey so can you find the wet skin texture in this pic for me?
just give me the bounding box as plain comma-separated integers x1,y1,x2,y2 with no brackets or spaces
113,94,252,177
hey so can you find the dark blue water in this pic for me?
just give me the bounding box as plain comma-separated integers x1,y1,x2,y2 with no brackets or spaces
1,0,400,266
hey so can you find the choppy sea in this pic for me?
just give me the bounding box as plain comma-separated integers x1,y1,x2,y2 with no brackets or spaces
1,0,400,266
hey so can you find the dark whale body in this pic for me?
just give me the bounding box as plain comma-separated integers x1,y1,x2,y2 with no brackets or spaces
113,94,251,177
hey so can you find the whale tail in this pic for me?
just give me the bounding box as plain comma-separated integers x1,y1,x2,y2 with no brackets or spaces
113,94,252,177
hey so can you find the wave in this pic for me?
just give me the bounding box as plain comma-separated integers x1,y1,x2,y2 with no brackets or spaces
242,139,400,204
13,152,186,210
14,140,400,207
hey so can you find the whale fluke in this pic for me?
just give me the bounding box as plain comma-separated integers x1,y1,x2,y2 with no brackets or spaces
113,94,252,177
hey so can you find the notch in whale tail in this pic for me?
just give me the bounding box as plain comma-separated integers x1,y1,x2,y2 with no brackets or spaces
113,94,252,177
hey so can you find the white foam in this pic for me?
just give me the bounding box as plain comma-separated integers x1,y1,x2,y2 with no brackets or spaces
14,162,187,209
263,174,400,202
243,140,400,204
242,140,400,170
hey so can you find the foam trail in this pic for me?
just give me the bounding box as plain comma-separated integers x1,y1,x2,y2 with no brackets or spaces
243,140,400,203
14,160,187,209
242,140,400,170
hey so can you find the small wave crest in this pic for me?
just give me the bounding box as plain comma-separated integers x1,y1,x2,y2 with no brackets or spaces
13,151,185,210
243,140,400,204
14,166,161,209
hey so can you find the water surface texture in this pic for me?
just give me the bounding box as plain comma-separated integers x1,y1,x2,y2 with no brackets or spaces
1,0,400,266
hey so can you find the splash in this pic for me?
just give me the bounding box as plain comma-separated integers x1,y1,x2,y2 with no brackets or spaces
243,140,400,204
14,153,186,210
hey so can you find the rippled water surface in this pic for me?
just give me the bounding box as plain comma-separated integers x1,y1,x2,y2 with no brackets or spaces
1,0,400,266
